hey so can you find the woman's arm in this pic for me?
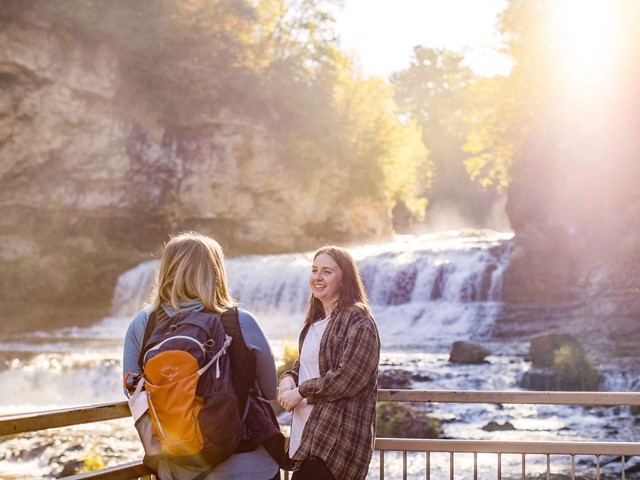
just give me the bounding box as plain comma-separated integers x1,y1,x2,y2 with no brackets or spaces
122,309,150,395
278,357,300,386
238,309,278,400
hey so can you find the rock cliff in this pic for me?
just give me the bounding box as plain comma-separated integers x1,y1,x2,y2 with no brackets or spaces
0,18,391,332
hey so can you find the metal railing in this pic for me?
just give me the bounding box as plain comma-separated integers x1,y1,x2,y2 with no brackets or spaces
2,390,640,479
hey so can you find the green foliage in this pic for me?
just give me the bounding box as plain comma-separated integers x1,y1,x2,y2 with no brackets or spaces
82,446,105,472
391,47,501,223
460,0,553,193
335,73,430,220
276,342,298,379
392,47,472,133
553,345,599,391
376,402,441,439
462,77,517,190
272,342,298,415
483,0,640,191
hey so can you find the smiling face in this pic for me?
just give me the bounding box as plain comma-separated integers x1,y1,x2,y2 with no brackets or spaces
310,253,344,316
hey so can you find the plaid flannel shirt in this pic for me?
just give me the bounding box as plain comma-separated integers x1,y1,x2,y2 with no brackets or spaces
283,304,381,480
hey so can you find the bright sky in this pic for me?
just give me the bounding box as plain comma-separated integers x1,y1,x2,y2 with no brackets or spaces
335,0,512,78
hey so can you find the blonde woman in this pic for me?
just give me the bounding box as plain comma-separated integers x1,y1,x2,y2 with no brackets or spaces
123,231,282,480
278,246,381,480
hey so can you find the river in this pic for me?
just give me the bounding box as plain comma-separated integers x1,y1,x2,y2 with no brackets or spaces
1,230,638,479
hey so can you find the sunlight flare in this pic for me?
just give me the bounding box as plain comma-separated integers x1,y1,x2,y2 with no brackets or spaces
549,0,623,89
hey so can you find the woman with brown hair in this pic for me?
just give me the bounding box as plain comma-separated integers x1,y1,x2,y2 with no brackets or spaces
278,246,381,480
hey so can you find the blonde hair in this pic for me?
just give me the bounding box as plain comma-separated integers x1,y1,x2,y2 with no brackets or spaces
149,231,235,313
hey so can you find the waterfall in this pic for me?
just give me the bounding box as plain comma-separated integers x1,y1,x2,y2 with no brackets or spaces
108,231,514,349
109,259,159,318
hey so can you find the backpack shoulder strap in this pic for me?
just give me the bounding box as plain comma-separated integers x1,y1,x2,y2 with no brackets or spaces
138,308,169,369
221,306,256,414
220,306,240,338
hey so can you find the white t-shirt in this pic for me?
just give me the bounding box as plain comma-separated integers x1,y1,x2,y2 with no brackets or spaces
289,316,331,457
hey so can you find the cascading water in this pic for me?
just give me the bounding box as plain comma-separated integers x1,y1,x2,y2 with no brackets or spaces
224,231,513,349
96,231,513,349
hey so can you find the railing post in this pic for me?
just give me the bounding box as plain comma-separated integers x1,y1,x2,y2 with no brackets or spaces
426,451,430,480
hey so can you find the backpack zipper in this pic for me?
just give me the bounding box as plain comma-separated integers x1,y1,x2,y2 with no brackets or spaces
143,335,207,364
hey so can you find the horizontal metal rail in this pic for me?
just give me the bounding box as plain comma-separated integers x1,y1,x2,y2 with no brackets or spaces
375,438,640,456
64,461,155,480
377,389,640,405
0,401,130,436
4,390,640,436
3,390,640,480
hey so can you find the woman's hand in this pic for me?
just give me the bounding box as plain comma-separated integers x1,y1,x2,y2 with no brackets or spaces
277,375,295,405
278,375,300,412
279,387,303,412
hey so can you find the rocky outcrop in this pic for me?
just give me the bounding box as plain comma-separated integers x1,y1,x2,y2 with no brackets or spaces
449,341,491,364
376,402,441,439
520,333,600,391
482,421,515,432
520,368,600,392
378,369,413,389
378,369,432,389
0,18,391,332
529,333,580,368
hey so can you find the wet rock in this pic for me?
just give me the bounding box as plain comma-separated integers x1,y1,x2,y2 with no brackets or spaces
376,402,441,439
18,442,54,461
57,458,84,477
523,332,601,391
530,333,581,367
378,369,412,389
385,267,417,305
449,341,491,364
482,421,515,431
519,368,600,391
411,373,432,382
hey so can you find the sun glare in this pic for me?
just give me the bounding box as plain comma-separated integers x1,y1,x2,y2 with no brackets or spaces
550,0,622,89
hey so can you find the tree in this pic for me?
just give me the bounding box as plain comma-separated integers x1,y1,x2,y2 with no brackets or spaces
462,76,517,190
334,71,430,226
391,47,501,227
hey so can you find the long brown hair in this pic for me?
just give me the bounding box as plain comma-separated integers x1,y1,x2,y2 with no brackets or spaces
304,245,371,326
148,231,235,313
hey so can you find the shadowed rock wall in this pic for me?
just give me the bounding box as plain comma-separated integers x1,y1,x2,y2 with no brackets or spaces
0,18,390,332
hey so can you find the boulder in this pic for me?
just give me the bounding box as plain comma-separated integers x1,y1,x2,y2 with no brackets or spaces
378,369,413,389
376,402,441,439
482,421,516,432
523,333,600,391
520,366,600,392
530,333,581,367
449,341,491,364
